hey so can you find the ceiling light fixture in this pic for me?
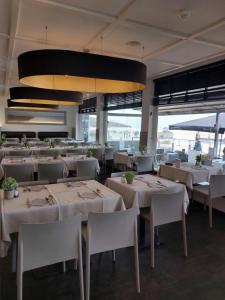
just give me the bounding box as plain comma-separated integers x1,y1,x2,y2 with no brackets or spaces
10,87,83,106
7,99,58,111
18,49,146,93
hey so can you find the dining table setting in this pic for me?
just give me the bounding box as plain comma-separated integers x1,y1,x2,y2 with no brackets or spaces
0,180,125,258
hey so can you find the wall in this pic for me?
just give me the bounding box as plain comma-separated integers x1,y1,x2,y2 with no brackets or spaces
0,102,78,137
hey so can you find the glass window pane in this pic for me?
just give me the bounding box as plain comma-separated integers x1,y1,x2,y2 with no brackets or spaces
78,113,96,142
107,108,142,152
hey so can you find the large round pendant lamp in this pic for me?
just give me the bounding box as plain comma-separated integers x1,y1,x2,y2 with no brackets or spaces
18,50,146,93
7,99,58,111
10,87,83,106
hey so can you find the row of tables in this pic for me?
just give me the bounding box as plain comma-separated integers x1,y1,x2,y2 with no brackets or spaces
0,174,189,257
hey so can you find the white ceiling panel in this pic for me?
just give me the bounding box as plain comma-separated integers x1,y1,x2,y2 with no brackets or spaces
127,0,225,35
18,0,109,48
91,23,178,59
200,24,225,47
0,0,11,35
145,60,176,77
55,0,131,16
156,41,223,65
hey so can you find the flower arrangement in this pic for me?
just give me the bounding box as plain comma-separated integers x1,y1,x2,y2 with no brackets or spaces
2,177,18,200
0,133,6,146
86,150,93,158
124,171,135,184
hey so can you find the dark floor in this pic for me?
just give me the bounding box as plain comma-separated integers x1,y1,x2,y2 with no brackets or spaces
2,202,225,300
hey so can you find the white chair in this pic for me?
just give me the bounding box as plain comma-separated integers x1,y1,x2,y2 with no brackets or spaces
6,150,31,157
66,149,84,155
38,161,65,183
141,191,187,268
193,175,225,228
84,208,140,300
4,164,34,182
17,216,84,300
76,160,97,180
57,176,91,183
135,156,153,173
39,149,55,156
6,138,20,143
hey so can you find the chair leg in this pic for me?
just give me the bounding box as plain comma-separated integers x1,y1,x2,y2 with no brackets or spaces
62,261,66,273
79,258,84,300
112,250,116,262
209,197,213,228
86,253,90,300
182,217,188,257
134,244,140,293
17,271,23,300
74,259,78,270
150,221,155,268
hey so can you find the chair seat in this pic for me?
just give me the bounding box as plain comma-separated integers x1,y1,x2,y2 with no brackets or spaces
193,186,209,196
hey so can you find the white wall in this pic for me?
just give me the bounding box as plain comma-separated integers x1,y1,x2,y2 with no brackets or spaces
0,102,78,137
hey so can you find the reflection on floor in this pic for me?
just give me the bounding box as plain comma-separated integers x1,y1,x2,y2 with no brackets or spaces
1,202,225,300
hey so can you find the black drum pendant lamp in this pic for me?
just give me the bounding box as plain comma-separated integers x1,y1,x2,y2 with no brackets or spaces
18,50,147,93
7,99,58,111
10,87,83,106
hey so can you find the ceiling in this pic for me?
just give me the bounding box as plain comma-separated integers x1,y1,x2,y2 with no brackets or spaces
1,0,225,99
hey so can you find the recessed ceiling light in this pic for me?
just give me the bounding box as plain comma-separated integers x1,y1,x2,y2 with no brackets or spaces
178,9,192,20
126,41,141,47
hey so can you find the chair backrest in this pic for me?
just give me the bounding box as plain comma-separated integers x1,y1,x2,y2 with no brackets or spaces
18,180,49,187
6,150,31,157
18,215,81,272
151,191,184,227
66,149,84,155
87,208,139,255
104,147,114,160
76,160,97,179
4,164,34,182
136,156,153,172
57,176,91,183
39,149,55,156
38,161,65,182
4,143,22,147
209,175,225,198
6,138,20,143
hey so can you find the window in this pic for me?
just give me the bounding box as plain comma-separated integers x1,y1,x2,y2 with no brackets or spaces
78,113,96,142
107,108,142,152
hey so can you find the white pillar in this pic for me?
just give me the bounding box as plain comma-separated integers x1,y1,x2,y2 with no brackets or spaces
96,94,106,144
213,112,220,157
140,79,158,155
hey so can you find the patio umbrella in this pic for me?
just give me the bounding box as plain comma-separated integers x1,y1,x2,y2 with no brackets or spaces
169,113,224,156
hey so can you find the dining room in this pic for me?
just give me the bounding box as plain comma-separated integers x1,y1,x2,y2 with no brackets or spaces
1,1,225,300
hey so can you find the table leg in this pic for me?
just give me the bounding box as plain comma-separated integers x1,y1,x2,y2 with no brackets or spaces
139,216,146,247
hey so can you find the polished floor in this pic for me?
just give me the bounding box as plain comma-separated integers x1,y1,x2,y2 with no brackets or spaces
1,202,225,300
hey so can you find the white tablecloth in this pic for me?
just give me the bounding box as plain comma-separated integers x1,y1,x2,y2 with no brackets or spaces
1,155,100,173
159,163,223,190
0,180,124,257
106,174,189,212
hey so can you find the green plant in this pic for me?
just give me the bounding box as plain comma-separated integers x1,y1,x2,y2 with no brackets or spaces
0,133,6,145
50,142,56,148
124,171,135,181
74,143,78,148
2,177,18,191
140,145,147,154
86,150,93,158
196,154,204,162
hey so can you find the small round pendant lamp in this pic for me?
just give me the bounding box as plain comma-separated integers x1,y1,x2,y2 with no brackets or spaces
7,99,58,111
10,87,83,106
18,50,146,93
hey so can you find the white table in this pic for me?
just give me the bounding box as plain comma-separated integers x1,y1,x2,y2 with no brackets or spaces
0,180,124,257
106,174,189,212
159,163,223,190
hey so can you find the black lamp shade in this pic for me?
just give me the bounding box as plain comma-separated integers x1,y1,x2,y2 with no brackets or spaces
8,99,58,111
18,50,147,93
10,87,83,106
